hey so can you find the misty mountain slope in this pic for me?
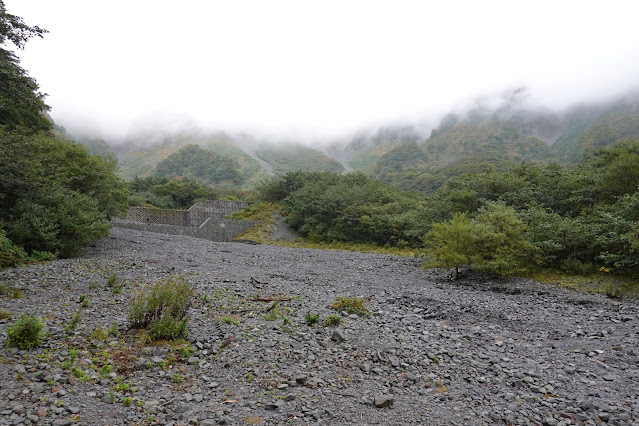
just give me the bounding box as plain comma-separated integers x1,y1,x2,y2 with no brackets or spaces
369,117,557,191
254,143,345,175
153,144,243,186
113,131,268,187
552,94,639,162
365,93,639,192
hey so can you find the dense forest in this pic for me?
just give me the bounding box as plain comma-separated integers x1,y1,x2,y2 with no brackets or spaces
0,2,128,265
256,138,639,276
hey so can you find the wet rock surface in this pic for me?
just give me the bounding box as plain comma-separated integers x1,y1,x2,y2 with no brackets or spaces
1,227,638,425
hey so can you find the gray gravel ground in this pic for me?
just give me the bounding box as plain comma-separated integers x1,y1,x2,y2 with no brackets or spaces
1,226,639,425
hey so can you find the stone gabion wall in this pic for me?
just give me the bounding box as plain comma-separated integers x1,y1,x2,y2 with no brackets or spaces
126,201,251,228
114,200,256,242
125,207,189,226
112,218,258,242
187,200,250,226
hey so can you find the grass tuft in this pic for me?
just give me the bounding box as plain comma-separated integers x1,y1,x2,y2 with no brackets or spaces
330,296,370,316
128,276,193,341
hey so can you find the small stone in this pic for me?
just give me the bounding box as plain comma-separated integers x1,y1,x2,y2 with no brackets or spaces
187,356,200,365
598,412,610,422
34,408,48,418
295,374,308,385
274,399,286,408
12,405,25,414
603,375,616,381
331,329,347,343
374,394,394,408
134,358,149,370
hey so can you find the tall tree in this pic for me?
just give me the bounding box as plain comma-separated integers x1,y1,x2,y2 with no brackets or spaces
0,1,51,131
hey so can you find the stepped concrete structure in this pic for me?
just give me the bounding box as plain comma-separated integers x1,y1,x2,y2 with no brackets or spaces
112,200,257,242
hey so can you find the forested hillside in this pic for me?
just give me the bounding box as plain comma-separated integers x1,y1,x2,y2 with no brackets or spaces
254,143,345,174
366,92,639,192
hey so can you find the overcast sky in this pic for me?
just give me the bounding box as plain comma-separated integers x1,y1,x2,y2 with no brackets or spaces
7,0,639,140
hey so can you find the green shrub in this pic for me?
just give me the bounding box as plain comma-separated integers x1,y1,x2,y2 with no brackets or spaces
330,297,370,316
0,227,27,269
147,315,188,341
304,312,320,326
65,311,82,331
89,326,108,341
0,284,24,299
0,310,12,320
26,250,56,262
106,274,124,293
127,276,193,341
221,316,239,325
6,314,45,349
322,315,343,327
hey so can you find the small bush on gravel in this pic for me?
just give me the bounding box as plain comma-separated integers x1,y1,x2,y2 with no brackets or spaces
127,276,193,341
0,310,12,320
0,283,24,299
304,312,320,326
65,311,82,331
6,314,45,349
330,296,370,316
322,314,343,327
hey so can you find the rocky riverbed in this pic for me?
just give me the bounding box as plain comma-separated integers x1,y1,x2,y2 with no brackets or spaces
1,227,639,425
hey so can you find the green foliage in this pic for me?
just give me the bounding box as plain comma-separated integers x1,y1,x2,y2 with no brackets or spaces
0,309,12,320
128,276,193,341
322,315,343,327
6,314,45,349
129,176,218,209
89,326,108,342
65,311,82,331
221,316,239,325
154,144,243,185
262,171,428,247
369,110,558,192
255,143,344,175
0,283,23,298
423,213,476,278
6,186,110,257
0,129,128,258
424,203,536,277
0,226,26,269
0,2,51,132
330,297,370,316
552,97,639,163
304,312,320,326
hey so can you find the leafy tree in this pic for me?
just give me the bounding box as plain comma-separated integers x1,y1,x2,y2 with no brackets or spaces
423,213,476,278
471,203,536,275
424,203,535,277
0,129,128,259
149,178,217,209
0,1,51,131
6,186,110,257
